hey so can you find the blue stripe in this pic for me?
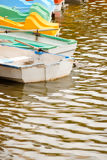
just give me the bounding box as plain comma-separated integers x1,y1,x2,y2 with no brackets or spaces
0,64,20,69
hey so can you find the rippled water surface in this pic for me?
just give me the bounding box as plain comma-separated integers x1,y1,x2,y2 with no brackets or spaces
0,0,107,159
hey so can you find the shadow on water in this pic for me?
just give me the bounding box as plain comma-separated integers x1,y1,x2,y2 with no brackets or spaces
65,0,88,5
0,72,75,100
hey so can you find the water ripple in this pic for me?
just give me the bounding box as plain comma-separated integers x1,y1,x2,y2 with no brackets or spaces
0,0,107,159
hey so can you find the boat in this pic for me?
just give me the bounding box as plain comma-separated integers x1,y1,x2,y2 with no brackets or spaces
0,0,55,13
0,3,51,22
0,25,77,83
0,44,74,83
0,12,59,36
25,0,55,13
0,26,77,57
54,0,65,11
29,3,51,21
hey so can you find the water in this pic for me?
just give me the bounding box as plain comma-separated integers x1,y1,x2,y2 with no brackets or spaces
0,0,107,159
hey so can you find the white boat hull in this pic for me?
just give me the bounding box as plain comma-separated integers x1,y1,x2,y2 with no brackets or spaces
0,60,73,83
0,46,74,83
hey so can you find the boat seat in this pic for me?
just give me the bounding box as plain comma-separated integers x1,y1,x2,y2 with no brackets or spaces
0,56,33,64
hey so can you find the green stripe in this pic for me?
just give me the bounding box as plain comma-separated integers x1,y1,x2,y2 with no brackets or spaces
0,26,77,45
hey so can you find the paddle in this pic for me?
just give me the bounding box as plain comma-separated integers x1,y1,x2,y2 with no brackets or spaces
15,39,42,51
0,28,59,34
14,39,75,60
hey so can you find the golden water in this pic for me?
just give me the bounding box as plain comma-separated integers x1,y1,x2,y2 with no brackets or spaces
0,0,107,159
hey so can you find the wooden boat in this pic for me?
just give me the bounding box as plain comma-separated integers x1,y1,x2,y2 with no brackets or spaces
0,26,77,57
0,45,74,83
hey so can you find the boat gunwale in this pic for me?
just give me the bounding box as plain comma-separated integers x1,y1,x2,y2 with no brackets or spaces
0,34,56,50
0,58,67,69
0,26,77,45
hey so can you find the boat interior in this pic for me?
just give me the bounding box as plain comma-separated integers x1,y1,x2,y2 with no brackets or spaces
0,45,62,68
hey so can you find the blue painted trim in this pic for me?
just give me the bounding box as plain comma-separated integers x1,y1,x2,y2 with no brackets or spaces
0,63,21,69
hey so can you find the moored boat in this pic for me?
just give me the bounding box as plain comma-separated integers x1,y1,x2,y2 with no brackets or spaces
0,12,59,36
54,0,65,11
0,26,77,57
0,45,74,83
0,3,51,22
0,0,55,13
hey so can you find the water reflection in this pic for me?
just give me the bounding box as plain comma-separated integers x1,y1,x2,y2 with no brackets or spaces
0,73,75,98
0,0,107,160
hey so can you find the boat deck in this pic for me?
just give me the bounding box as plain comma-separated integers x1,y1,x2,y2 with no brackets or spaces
0,35,56,50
